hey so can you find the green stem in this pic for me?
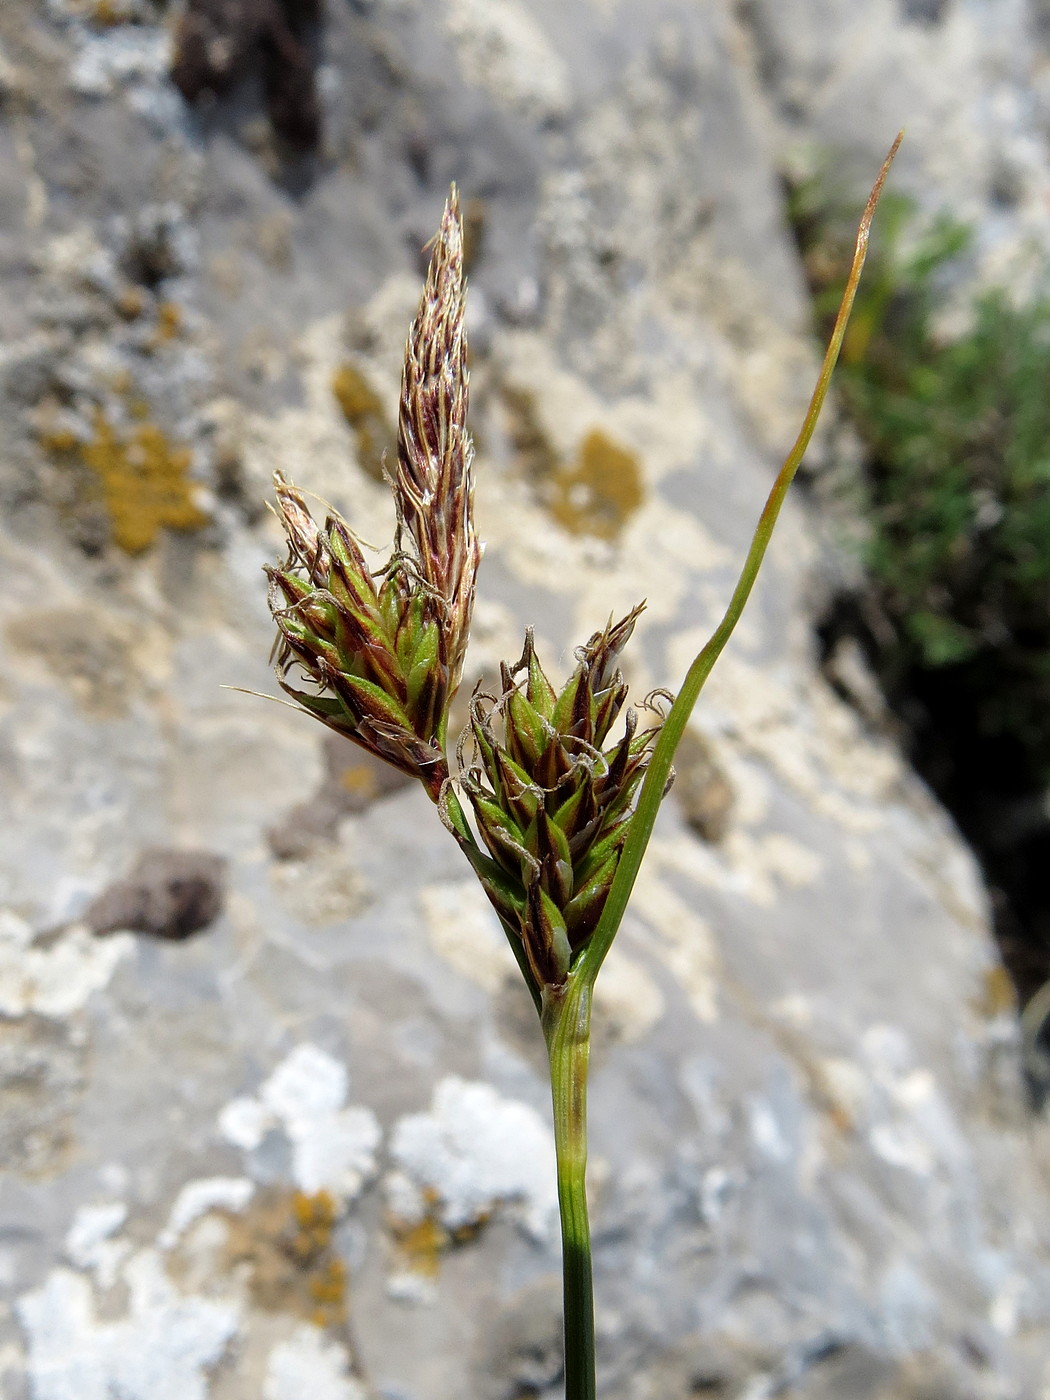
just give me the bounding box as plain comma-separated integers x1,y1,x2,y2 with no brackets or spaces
543,984,595,1400
575,132,903,996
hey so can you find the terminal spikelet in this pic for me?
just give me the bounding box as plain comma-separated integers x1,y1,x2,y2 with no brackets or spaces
395,185,480,696
266,190,478,800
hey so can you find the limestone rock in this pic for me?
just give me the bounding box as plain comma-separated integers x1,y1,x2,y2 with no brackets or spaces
2,1,1050,1397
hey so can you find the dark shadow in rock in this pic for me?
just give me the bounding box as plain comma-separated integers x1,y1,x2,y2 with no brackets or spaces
900,0,949,23
672,729,734,844
86,848,227,940
267,733,414,860
782,1341,900,1399
475,1276,563,1400
171,0,323,158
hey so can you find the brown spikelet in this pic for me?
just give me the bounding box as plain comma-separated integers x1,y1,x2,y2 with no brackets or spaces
395,186,480,694
266,188,482,802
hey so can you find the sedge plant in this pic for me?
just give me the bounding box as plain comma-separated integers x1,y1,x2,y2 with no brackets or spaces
263,137,900,1400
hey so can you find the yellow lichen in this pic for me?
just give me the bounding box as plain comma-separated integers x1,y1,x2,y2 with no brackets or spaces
90,0,127,25
289,1188,337,1261
387,1185,492,1281
974,964,1016,1019
79,409,208,554
503,388,644,540
339,763,380,800
216,1188,349,1330
390,1214,449,1279
115,286,147,320
153,301,182,344
331,362,395,484
549,429,644,540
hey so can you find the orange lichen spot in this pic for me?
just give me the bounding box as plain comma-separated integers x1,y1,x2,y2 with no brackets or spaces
308,1258,348,1308
116,286,147,320
331,362,395,484
387,1184,492,1281
288,1188,337,1263
154,301,183,344
306,1257,348,1329
391,1215,449,1279
974,964,1016,1019
292,1187,337,1229
213,1188,349,1329
37,427,80,455
339,764,380,799
91,0,127,26
81,409,208,554
549,429,644,541
503,387,645,540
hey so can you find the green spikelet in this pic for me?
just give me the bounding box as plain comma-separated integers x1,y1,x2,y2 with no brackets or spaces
266,478,452,797
455,605,656,990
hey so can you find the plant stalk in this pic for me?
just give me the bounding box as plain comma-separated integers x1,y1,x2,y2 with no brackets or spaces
575,131,903,995
543,982,596,1400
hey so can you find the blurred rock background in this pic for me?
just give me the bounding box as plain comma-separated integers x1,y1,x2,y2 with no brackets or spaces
3,0,1050,1396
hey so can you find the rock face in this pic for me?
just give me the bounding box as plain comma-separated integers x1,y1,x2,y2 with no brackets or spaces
2,1,1050,1397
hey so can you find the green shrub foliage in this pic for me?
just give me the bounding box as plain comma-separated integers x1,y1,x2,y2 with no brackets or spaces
793,178,1050,781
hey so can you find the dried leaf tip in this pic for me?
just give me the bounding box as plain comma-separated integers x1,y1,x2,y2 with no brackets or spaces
395,185,480,695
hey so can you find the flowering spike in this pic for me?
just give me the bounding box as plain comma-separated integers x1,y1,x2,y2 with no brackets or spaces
265,192,482,802
458,608,658,991
395,185,481,698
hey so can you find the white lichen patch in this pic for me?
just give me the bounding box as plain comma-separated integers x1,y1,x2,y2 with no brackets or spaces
0,911,133,1019
443,0,571,122
420,880,517,994
218,1043,381,1202
63,1202,130,1291
264,1324,366,1400
69,24,171,98
64,1203,130,1290
158,1178,255,1251
217,1095,273,1153
17,1250,238,1400
388,1076,557,1241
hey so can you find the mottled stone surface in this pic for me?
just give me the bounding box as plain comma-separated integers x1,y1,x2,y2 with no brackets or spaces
2,1,1050,1397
